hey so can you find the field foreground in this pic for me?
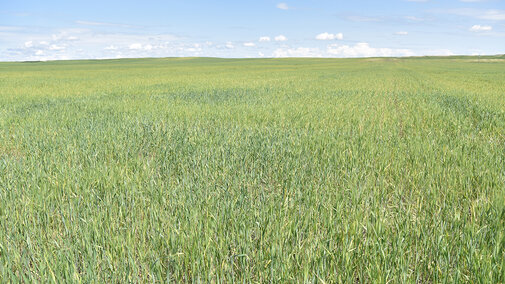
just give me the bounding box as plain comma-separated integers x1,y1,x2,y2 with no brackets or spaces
1,57,504,282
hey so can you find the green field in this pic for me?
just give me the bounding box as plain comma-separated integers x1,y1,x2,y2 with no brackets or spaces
1,57,504,282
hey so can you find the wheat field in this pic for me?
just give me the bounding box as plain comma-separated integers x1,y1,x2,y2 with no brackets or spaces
0,57,504,282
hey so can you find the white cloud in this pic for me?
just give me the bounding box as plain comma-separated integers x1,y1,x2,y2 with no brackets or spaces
1,28,188,61
404,16,426,21
274,35,287,41
49,44,65,50
478,10,505,20
185,46,202,53
50,30,88,42
225,41,234,49
273,47,323,57
277,3,289,10
243,42,255,47
129,43,143,50
259,36,271,42
76,20,110,26
424,49,455,56
448,9,505,21
316,32,343,40
75,20,132,28
272,45,440,59
258,52,265,57
469,24,492,31
326,42,415,57
0,25,24,31
395,31,409,35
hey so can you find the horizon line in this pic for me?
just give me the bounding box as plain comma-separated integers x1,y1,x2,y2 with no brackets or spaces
2,54,504,63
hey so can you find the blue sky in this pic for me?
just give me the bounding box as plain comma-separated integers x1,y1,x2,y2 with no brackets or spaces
1,0,504,60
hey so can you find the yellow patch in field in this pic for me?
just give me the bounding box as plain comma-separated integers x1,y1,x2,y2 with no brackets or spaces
468,59,505,62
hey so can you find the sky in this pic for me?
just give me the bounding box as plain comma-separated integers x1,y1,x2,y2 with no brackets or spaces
0,0,504,61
